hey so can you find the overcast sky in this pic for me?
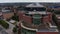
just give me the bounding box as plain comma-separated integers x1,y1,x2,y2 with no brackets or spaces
0,0,60,3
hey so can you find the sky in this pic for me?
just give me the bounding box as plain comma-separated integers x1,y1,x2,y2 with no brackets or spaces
0,0,60,3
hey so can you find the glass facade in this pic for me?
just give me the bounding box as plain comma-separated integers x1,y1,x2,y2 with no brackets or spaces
24,7,46,11
33,14,41,17
25,13,32,17
33,14,41,25
33,19,41,25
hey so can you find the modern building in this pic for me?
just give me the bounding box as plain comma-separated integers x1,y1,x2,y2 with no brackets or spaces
19,3,59,34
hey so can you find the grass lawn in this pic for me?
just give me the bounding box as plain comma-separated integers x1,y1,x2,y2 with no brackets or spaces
0,20,9,29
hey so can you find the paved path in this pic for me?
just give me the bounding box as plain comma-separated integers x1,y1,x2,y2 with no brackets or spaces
0,25,8,34
4,20,15,34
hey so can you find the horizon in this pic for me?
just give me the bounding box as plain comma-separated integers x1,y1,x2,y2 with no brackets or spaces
0,0,59,3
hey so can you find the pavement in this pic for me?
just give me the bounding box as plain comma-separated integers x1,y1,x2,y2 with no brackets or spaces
4,20,15,34
0,25,8,34
0,19,16,34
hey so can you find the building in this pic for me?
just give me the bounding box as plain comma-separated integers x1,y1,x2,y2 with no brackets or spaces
0,8,3,20
19,3,59,34
1,7,14,20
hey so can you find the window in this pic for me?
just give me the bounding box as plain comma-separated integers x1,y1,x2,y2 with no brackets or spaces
33,14,41,25
24,7,46,11
38,7,46,11
33,14,42,18
25,7,33,11
33,19,41,25
25,14,32,17
33,7,46,11
34,14,40,17
25,14,29,16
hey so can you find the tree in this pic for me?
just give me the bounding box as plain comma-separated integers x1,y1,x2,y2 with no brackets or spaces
11,15,19,21
0,20,9,29
13,27,17,33
52,13,57,23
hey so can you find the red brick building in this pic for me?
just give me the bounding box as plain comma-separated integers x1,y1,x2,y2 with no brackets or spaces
19,3,59,34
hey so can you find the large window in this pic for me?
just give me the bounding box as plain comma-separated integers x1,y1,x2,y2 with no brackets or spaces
33,14,41,25
25,14,32,17
33,7,46,11
25,7,33,11
33,14,41,17
24,7,46,11
33,19,41,25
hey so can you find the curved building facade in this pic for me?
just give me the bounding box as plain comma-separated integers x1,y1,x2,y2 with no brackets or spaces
19,3,59,34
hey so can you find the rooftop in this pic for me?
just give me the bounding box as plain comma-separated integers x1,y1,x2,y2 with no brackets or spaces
26,3,45,7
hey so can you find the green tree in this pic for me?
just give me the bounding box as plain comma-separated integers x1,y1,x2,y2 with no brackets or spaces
11,15,19,21
0,20,9,29
52,13,57,23
13,27,17,33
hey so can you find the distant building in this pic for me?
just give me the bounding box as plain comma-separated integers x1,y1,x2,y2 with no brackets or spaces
0,8,3,20
1,7,14,20
19,3,59,34
48,6,60,10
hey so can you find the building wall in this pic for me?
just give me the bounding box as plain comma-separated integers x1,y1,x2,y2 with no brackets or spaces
3,12,14,20
19,11,53,31
17,11,20,16
43,14,52,23
36,32,59,34
23,15,32,24
19,11,32,24
19,12,25,21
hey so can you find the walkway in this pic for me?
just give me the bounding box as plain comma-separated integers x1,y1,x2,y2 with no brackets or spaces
4,20,15,34
21,23,37,31
0,25,8,34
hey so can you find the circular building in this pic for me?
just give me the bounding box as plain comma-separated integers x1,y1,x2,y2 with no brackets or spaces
19,3,59,34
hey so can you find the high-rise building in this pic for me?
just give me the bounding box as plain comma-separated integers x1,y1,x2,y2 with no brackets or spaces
19,3,59,34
